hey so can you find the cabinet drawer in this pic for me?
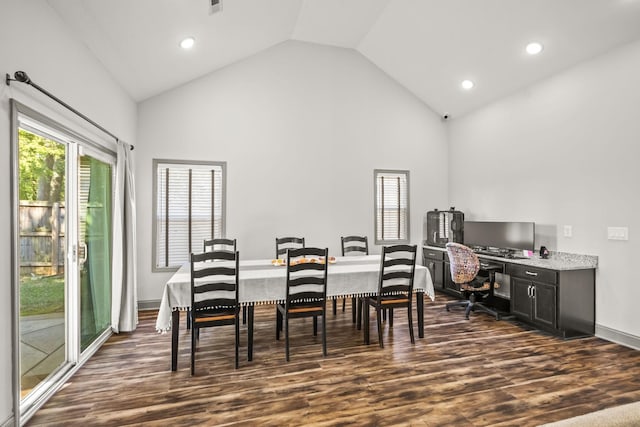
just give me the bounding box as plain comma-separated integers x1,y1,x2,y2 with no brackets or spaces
506,264,557,284
422,249,444,261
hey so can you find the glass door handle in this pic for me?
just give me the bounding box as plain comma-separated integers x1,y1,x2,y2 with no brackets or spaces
79,242,88,264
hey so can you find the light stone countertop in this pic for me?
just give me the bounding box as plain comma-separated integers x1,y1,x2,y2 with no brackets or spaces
423,246,598,271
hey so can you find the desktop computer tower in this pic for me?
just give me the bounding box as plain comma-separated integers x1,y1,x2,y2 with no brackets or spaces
423,208,464,247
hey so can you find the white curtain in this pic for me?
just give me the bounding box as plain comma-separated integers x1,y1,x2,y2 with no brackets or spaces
111,141,138,332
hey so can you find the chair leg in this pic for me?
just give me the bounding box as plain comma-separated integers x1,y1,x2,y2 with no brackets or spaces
382,308,387,321
446,300,472,314
322,312,327,357
363,298,370,344
342,298,346,312
190,326,196,376
464,302,474,320
464,293,477,319
357,298,363,330
376,305,384,348
242,306,247,325
235,316,240,369
285,316,290,362
186,309,191,330
276,307,282,340
313,316,318,336
352,298,357,324
407,303,415,344
332,299,337,315
389,308,394,327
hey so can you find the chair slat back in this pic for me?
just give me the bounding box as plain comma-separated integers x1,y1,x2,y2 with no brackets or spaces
190,250,239,316
285,247,328,308
276,236,305,258
445,242,480,284
203,238,236,253
377,244,417,297
341,235,369,256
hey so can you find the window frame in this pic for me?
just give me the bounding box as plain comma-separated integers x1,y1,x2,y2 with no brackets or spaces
152,159,227,272
373,169,410,245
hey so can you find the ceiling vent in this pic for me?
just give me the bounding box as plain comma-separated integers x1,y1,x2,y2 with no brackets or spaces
209,0,222,14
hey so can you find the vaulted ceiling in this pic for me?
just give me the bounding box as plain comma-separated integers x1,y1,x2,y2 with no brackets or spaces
48,0,640,118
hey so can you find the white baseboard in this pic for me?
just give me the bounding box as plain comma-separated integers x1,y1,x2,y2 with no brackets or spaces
138,299,161,310
596,323,640,350
1,414,15,427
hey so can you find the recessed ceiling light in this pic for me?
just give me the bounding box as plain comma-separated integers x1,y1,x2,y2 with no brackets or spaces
526,42,543,55
180,37,195,50
461,80,474,90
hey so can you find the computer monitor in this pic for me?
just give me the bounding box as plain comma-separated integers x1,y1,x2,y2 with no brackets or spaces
464,221,535,251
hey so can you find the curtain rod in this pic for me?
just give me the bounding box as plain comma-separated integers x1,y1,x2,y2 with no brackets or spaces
5,71,134,150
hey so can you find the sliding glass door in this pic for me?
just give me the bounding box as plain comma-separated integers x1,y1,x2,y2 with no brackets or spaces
79,152,113,352
17,126,68,399
12,101,115,417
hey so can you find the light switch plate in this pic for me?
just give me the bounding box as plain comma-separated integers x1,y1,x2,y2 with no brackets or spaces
563,225,572,238
607,226,629,241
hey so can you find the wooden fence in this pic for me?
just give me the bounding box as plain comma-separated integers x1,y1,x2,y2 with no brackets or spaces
20,201,65,276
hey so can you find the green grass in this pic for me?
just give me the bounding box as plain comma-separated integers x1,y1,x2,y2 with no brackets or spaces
20,275,64,316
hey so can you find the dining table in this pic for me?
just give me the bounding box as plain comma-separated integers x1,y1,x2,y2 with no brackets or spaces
155,254,435,371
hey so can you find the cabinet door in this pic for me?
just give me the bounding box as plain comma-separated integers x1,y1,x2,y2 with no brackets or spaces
425,259,443,289
511,277,532,320
532,282,557,328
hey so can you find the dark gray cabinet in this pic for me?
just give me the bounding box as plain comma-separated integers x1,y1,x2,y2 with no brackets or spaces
511,276,557,329
508,264,594,338
422,248,444,290
423,245,596,338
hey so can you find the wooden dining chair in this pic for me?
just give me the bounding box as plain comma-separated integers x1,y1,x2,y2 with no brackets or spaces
202,238,247,325
363,244,417,348
188,238,240,329
190,249,240,375
276,247,328,361
203,238,236,253
275,236,305,259
339,236,369,320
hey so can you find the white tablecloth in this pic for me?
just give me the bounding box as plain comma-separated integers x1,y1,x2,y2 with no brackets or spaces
155,255,434,332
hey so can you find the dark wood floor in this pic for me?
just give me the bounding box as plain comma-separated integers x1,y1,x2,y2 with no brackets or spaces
27,293,640,426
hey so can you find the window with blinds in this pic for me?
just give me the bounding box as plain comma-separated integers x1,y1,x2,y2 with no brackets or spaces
153,160,226,270
374,169,410,244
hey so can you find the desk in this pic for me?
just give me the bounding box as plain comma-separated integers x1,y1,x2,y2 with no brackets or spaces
423,245,597,338
156,255,435,371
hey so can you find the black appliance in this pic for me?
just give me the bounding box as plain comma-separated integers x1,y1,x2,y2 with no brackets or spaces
423,208,464,247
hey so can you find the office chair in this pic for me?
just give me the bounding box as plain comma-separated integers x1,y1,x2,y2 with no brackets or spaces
445,242,499,320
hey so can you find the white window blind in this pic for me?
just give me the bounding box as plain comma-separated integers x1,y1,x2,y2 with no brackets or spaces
374,169,410,244
154,160,226,270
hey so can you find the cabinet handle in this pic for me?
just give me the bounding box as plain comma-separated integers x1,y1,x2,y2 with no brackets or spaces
525,270,538,277
429,262,435,269
531,286,536,298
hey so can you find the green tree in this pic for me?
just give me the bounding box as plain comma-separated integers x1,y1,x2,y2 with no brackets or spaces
19,129,65,202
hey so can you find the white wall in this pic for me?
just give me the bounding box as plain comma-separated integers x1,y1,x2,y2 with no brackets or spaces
0,1,136,424
448,39,640,339
136,40,448,303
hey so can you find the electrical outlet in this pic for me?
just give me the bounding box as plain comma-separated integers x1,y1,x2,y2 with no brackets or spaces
563,225,572,238
607,226,629,241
